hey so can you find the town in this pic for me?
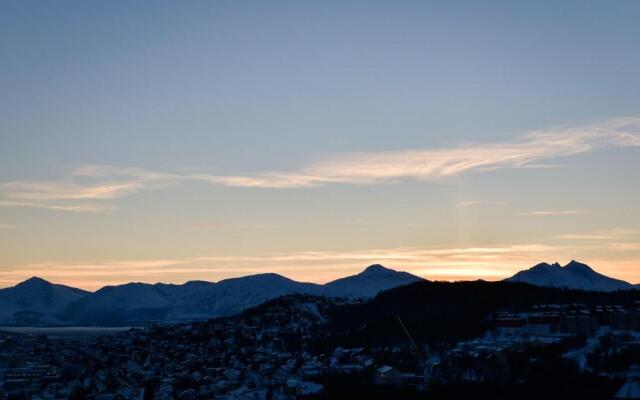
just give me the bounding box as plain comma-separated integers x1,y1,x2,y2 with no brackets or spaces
2,294,640,399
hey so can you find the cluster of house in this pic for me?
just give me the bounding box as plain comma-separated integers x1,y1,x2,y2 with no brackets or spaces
0,296,331,399
595,304,640,332
0,295,417,399
2,364,61,396
419,334,559,386
3,296,640,399
495,303,640,337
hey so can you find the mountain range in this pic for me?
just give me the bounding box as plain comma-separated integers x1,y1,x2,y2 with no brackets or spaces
505,260,639,292
1,260,636,327
0,264,423,326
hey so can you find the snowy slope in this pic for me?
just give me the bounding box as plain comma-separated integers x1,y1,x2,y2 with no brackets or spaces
62,282,178,325
166,273,323,321
507,262,579,288
323,264,424,298
0,277,89,325
0,265,425,325
154,280,217,301
562,260,632,291
506,260,634,292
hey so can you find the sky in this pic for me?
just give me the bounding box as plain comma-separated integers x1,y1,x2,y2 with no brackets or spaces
1,1,639,290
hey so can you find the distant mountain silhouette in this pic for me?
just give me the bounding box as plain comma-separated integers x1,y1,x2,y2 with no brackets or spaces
506,260,636,292
324,264,423,298
0,277,89,325
0,265,423,326
165,273,325,323
4,260,633,326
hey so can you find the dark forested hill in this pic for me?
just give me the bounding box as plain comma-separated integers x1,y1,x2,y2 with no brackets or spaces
323,280,640,348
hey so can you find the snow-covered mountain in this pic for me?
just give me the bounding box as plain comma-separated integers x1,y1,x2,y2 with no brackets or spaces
324,264,423,298
166,273,324,322
165,267,422,322
506,260,635,292
61,282,177,325
0,277,89,325
0,265,423,326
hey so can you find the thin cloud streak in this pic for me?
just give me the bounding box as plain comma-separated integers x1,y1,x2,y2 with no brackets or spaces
556,229,640,241
248,116,640,187
456,201,508,208
610,243,640,252
0,200,115,212
556,234,615,240
0,116,639,211
520,210,590,216
1,181,141,201
514,164,567,169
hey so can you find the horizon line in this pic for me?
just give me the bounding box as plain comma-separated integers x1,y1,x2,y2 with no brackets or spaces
3,259,635,292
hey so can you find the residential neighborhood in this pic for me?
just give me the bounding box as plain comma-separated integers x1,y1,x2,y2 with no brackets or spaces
2,295,640,399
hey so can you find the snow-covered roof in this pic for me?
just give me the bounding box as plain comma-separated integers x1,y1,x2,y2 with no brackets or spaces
616,381,640,399
377,365,395,374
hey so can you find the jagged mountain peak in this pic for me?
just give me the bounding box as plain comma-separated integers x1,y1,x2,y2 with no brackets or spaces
563,259,593,272
506,260,634,292
530,262,559,270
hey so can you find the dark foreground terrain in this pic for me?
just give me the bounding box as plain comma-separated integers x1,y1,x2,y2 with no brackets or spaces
2,280,640,399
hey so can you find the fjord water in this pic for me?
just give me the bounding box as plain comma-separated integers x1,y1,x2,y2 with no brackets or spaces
0,326,135,339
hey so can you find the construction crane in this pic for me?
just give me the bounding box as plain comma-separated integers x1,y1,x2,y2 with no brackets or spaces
396,314,423,362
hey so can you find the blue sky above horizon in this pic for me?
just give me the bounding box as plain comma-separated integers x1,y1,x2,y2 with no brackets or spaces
1,1,639,290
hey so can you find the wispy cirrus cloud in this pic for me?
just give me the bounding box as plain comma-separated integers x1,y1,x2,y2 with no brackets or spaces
556,229,640,241
456,200,508,208
0,200,116,212
519,210,590,216
554,229,640,255
514,163,568,169
609,243,640,252
1,181,140,201
249,116,640,187
0,166,176,212
1,116,638,211
556,234,615,240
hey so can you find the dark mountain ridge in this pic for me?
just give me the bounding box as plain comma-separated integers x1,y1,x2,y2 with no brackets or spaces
325,279,640,348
